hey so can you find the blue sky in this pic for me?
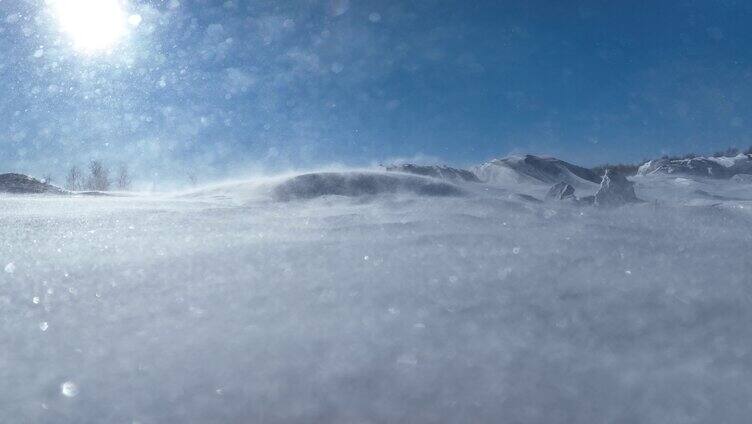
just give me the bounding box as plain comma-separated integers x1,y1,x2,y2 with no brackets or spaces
1,0,751,180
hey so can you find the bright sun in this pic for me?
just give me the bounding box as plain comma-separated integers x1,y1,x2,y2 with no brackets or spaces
51,0,139,54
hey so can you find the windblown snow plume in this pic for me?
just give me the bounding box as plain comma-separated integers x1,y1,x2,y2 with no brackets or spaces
273,171,465,200
385,164,481,183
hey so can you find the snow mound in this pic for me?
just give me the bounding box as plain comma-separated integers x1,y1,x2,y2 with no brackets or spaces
273,171,465,200
385,164,480,183
0,173,65,194
638,154,752,179
473,155,601,188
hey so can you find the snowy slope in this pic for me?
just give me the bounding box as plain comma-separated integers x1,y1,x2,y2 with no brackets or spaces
2,169,752,423
473,155,601,190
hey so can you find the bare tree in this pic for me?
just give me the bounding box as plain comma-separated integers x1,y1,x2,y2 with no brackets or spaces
87,160,110,191
66,166,82,191
187,172,198,187
116,164,132,190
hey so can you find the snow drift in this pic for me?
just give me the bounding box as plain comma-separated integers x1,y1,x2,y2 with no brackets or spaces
3,158,752,424
2,179,752,424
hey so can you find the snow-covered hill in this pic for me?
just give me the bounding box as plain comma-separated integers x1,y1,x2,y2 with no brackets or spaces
637,153,752,179
0,173,66,194
473,155,601,188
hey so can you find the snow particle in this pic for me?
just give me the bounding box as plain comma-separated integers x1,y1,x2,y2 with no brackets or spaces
39,322,49,332
33,48,44,58
331,0,350,16
4,262,15,274
386,99,401,110
32,296,40,304
331,62,344,74
512,247,521,254
60,381,79,397
369,12,381,23
396,353,418,366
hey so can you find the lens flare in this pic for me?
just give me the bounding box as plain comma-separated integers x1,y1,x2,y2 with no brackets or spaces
51,0,130,53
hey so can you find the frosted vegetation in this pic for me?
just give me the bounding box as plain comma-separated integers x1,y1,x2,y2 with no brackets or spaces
2,154,752,423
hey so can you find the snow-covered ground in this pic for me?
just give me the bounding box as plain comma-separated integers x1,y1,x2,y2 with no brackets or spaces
2,170,752,423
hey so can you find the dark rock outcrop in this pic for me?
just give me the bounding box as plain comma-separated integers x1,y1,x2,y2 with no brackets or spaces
593,170,640,207
545,182,576,201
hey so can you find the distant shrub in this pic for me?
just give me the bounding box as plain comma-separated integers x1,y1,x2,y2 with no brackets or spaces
116,164,132,190
86,160,110,191
187,172,198,187
66,166,83,191
713,147,739,157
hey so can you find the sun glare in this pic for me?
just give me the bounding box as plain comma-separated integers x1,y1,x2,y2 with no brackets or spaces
51,0,134,54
